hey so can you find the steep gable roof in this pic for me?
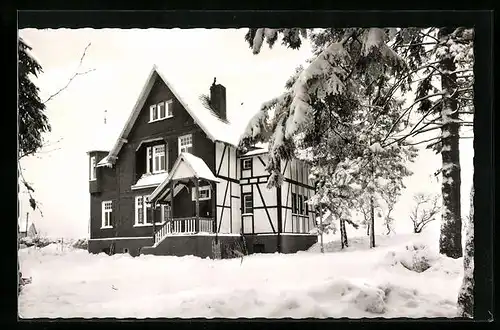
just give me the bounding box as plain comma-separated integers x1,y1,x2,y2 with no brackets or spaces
149,152,219,204
102,65,241,166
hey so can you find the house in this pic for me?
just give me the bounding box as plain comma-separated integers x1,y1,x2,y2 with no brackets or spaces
87,65,317,258
18,223,37,239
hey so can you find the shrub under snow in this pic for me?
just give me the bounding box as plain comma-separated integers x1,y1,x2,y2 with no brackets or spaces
382,241,439,273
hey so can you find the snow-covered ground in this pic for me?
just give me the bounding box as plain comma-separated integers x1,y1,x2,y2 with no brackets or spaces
18,230,462,319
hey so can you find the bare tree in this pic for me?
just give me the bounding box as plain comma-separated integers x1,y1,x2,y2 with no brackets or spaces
410,193,440,233
18,41,94,217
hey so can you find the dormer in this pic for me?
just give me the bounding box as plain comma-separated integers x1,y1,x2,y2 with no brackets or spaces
134,138,169,185
87,150,109,194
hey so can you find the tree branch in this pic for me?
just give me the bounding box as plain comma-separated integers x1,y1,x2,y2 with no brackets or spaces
17,162,44,218
382,96,443,146
404,135,442,146
42,42,95,104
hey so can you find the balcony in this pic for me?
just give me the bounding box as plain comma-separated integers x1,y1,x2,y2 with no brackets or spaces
154,217,214,245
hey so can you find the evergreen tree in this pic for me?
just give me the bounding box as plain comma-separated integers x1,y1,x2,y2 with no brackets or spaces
18,38,51,160
241,28,416,249
242,27,473,259
382,27,473,258
18,38,52,217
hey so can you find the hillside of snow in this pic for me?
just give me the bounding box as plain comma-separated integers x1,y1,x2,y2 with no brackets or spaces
18,230,462,319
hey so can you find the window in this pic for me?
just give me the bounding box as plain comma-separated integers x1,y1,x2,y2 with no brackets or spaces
191,185,211,201
162,204,172,222
135,196,146,225
101,201,113,228
146,144,167,174
90,156,97,181
135,196,167,226
292,193,307,215
305,196,309,215
149,100,173,122
291,192,297,214
242,193,253,214
178,134,193,154
242,158,252,170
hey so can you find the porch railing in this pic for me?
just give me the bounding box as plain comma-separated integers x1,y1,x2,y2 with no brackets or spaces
154,217,214,245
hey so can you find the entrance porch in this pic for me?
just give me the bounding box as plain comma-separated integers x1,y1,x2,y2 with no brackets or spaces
147,152,220,248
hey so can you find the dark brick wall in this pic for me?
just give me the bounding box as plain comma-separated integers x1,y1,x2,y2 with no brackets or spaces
281,234,318,253
141,235,242,258
88,151,109,194
90,72,217,241
88,237,154,257
242,234,317,254
88,234,316,259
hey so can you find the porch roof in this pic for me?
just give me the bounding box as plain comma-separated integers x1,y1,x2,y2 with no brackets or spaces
149,152,219,204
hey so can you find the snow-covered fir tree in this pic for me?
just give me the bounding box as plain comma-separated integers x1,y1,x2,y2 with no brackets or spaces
383,27,474,258
241,28,416,248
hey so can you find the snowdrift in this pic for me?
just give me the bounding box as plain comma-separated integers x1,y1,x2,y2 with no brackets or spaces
18,231,462,319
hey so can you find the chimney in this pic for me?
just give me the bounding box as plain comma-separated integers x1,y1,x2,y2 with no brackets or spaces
210,78,227,121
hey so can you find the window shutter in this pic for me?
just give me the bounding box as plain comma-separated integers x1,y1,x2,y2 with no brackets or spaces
146,204,153,224
167,100,173,116
163,143,167,171
159,101,166,118
150,105,156,121
147,147,153,173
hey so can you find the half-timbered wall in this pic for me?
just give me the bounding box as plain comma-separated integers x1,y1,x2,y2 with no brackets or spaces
239,153,278,234
214,142,239,234
281,158,316,234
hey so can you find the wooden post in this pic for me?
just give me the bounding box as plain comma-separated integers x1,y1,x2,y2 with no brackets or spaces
170,180,174,229
152,201,156,240
211,181,216,235
194,178,200,233
25,212,29,235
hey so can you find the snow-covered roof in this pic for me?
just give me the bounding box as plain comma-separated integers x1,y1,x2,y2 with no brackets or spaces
131,172,169,190
240,142,269,157
101,65,242,166
149,152,219,204
96,155,111,167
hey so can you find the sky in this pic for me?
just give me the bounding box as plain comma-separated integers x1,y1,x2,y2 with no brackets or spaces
18,28,474,239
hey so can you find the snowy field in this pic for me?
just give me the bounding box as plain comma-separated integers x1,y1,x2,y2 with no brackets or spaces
18,230,463,319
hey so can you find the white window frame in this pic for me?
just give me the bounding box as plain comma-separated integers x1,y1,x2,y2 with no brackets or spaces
134,196,165,227
149,100,173,123
178,134,193,155
191,185,211,201
90,155,97,181
146,144,168,174
242,158,252,170
242,193,253,215
101,201,113,229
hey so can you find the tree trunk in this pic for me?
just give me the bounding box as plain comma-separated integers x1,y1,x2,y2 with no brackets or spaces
369,197,375,248
319,207,324,253
340,218,348,248
18,223,21,296
366,222,370,236
457,187,474,317
438,28,462,259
